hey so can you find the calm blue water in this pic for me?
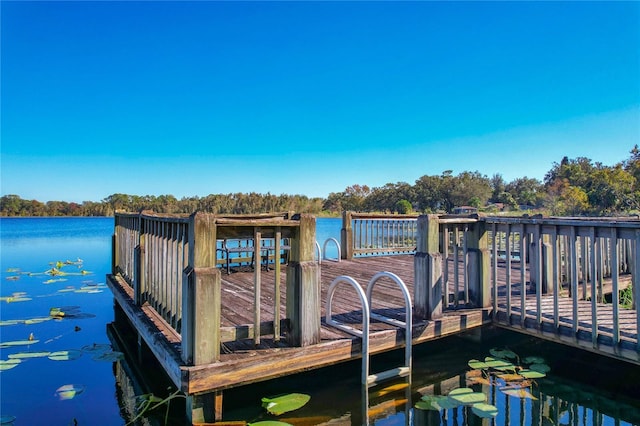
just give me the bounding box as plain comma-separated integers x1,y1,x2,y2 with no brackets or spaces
1,217,638,426
0,217,342,425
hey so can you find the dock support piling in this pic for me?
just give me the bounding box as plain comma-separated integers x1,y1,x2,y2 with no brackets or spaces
415,215,443,319
286,214,321,346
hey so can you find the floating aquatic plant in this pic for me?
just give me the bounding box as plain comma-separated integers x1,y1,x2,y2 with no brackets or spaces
48,350,83,361
261,393,311,416
0,414,16,424
92,351,124,362
0,359,21,371
0,339,40,348
55,384,85,400
8,351,51,360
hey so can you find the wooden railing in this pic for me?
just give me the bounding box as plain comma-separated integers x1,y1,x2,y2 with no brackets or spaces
341,211,419,259
111,211,320,366
414,213,640,361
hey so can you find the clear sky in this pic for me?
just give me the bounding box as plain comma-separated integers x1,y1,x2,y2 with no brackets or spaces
1,1,639,203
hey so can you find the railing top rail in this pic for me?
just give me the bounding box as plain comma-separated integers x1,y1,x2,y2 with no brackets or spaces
349,213,419,220
483,215,640,228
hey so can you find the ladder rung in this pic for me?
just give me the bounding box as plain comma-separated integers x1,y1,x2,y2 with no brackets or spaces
370,313,407,328
367,366,411,387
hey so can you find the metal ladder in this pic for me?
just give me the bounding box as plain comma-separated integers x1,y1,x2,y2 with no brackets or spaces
325,271,413,387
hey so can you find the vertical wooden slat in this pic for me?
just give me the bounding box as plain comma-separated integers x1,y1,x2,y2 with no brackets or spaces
570,226,579,336
635,230,640,352
254,228,262,346
610,228,620,346
581,235,588,300
590,227,598,348
551,226,559,331
274,228,281,341
454,226,460,307
506,224,512,324
520,224,527,328
533,224,542,327
492,224,498,317
463,225,469,304
443,225,450,307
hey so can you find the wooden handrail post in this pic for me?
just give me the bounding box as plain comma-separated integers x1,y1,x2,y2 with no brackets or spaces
286,214,321,346
341,211,353,260
467,218,491,308
182,212,220,365
541,235,553,295
414,214,442,319
134,215,145,305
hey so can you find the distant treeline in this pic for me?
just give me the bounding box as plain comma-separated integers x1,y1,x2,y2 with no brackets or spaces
3,147,640,217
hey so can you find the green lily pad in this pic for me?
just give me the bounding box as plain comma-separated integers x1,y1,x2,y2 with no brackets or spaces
448,388,486,405
0,359,21,371
81,343,111,353
48,350,82,361
261,393,311,416
0,320,21,326
484,357,515,370
471,402,499,418
519,369,546,379
24,317,52,325
0,340,39,348
92,351,124,362
468,359,489,369
522,356,546,364
54,384,85,400
8,351,51,359
529,363,551,374
490,348,518,360
0,415,16,424
416,394,459,410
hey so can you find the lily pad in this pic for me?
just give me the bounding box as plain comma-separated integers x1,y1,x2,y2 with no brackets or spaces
92,351,124,362
471,402,499,418
8,352,51,359
261,393,311,416
0,415,16,424
24,317,52,325
522,356,546,364
55,384,85,400
483,357,515,371
48,350,83,361
0,359,21,371
448,388,486,405
0,340,39,348
518,369,546,379
249,422,293,426
0,320,21,326
490,348,518,360
81,343,111,353
529,363,551,374
468,359,489,369
416,394,459,410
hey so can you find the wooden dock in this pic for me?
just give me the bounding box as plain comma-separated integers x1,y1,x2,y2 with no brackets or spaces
107,211,640,423
107,254,491,395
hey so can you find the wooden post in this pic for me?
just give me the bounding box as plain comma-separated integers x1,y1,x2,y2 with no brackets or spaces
466,218,491,309
341,211,353,260
134,230,146,305
541,235,553,295
414,214,443,319
286,214,321,346
181,212,220,365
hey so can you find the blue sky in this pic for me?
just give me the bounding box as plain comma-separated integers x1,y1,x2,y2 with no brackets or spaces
1,1,639,203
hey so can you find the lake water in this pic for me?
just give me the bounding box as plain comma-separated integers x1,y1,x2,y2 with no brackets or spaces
1,217,639,425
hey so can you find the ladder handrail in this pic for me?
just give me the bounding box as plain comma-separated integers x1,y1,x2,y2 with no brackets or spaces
325,275,371,385
366,271,413,386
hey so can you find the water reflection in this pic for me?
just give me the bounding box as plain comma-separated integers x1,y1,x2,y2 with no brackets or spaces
108,310,640,426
